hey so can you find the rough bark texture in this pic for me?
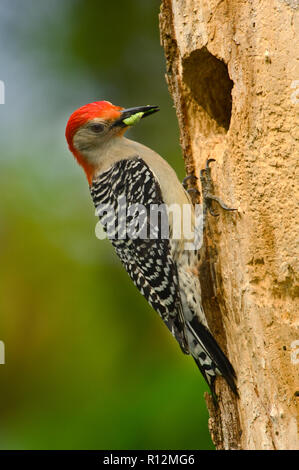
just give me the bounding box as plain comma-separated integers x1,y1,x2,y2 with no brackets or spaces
159,0,299,450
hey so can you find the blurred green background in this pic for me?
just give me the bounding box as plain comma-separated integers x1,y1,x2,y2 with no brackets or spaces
0,0,213,449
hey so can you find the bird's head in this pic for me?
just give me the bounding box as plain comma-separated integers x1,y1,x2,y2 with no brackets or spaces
65,100,159,184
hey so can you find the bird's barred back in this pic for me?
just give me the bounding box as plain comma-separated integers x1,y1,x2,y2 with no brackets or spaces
90,157,189,351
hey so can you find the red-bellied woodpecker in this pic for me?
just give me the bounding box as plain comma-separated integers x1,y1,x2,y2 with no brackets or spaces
65,100,238,398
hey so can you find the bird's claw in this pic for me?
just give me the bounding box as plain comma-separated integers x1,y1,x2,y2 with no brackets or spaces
206,194,237,216
182,173,198,190
200,159,237,219
183,174,200,202
187,187,200,196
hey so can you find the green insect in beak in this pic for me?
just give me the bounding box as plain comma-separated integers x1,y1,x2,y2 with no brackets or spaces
123,112,144,126
113,105,159,129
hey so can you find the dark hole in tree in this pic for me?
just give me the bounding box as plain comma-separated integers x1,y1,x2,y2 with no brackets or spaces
183,47,233,131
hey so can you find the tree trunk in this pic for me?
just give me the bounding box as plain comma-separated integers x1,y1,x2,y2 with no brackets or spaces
159,0,299,450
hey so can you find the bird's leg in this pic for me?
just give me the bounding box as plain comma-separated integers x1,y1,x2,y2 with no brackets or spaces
200,159,237,222
182,174,200,203
182,173,198,190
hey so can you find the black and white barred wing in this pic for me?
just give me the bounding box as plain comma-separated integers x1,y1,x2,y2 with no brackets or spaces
90,157,188,353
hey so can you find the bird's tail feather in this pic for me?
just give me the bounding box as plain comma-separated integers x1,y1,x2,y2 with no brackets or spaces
186,317,238,398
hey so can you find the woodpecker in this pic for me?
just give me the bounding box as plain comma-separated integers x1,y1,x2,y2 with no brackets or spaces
65,100,237,398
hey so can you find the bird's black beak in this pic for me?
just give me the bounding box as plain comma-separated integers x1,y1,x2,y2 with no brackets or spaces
112,105,159,127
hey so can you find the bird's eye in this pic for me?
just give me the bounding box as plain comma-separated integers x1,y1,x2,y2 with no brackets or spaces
89,123,105,133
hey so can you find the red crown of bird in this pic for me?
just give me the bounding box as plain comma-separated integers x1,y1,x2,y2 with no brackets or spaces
65,101,123,184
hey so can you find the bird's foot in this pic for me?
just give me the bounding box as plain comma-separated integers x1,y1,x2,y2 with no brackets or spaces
182,174,200,202
182,173,198,189
200,159,237,217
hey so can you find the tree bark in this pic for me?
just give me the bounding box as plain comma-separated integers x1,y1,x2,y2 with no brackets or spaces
159,0,299,450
